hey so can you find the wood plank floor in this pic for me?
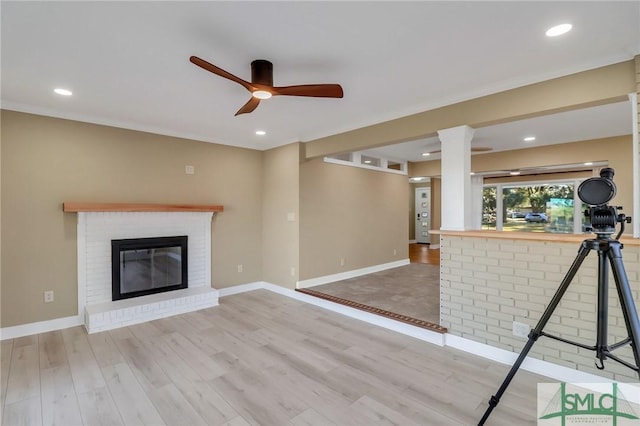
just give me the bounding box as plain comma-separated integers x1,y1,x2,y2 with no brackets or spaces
409,243,439,265
1,290,544,425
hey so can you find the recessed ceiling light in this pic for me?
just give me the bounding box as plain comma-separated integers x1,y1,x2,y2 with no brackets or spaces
412,177,424,181
510,171,521,176
364,160,372,164
523,136,536,142
252,90,272,100
255,130,266,136
546,23,572,37
470,172,475,176
421,152,430,156
54,88,72,96
584,162,593,166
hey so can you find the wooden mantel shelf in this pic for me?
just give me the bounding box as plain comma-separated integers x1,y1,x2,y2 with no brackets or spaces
63,202,224,213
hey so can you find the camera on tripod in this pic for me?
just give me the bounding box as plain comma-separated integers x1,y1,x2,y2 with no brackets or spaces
480,166,640,425
578,167,630,234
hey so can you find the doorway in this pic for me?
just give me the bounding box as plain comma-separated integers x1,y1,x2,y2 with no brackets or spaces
415,187,430,244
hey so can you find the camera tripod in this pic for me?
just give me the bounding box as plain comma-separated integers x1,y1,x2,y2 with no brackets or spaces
479,229,640,425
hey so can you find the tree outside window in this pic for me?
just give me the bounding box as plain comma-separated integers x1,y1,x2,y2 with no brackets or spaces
483,181,579,233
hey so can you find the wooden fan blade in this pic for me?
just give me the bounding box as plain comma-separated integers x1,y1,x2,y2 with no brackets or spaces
271,84,343,98
235,97,261,116
190,56,255,92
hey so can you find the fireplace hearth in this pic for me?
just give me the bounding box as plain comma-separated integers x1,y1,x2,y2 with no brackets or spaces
112,236,188,300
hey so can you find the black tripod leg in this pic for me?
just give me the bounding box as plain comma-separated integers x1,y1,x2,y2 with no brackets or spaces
478,243,592,425
608,243,640,378
595,249,609,369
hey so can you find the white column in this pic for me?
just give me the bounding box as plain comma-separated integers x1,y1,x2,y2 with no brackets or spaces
438,125,475,230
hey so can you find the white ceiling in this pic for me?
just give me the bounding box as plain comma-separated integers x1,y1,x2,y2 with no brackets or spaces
2,1,639,156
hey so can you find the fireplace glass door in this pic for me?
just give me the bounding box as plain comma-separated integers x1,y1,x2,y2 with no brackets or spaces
111,236,188,300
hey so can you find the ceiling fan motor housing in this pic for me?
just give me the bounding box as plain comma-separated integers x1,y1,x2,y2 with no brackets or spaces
251,60,273,86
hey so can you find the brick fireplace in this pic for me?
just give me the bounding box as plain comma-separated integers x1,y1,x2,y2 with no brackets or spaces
64,202,223,333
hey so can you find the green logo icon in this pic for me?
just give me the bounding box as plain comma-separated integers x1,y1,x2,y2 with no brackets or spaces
538,383,640,425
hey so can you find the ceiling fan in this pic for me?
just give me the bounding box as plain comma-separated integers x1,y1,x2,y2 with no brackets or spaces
190,56,344,116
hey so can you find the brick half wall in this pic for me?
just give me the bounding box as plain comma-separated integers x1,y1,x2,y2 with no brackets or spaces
440,234,640,381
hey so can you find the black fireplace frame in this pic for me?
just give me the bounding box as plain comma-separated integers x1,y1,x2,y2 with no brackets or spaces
111,235,188,301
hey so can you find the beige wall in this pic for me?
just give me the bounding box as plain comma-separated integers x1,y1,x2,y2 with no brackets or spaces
475,136,634,214
261,143,300,288
299,158,408,280
1,111,264,327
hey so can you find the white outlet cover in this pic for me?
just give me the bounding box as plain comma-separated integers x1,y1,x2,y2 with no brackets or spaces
512,321,530,338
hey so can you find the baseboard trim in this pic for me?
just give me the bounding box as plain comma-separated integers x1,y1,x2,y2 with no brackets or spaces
295,259,410,289
1,280,613,383
1,315,83,340
218,282,265,297
445,334,609,383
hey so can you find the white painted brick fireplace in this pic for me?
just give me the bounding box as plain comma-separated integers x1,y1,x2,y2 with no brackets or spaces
75,210,219,333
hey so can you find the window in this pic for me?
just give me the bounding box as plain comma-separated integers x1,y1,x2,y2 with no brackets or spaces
323,151,407,176
483,180,587,234
360,155,381,167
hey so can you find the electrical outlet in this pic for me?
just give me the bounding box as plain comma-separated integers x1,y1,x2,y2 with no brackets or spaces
237,264,243,273
340,258,345,266
185,165,195,175
393,249,397,256
44,290,54,303
290,267,296,277
513,321,530,338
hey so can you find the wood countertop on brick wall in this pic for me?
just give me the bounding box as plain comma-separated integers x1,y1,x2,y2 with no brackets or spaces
63,202,224,213
430,229,640,246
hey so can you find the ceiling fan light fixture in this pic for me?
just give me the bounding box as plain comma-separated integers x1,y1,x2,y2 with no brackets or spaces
546,23,572,37
252,90,272,100
54,88,72,96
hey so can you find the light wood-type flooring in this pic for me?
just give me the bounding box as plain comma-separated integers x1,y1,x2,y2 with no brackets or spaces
1,290,543,425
